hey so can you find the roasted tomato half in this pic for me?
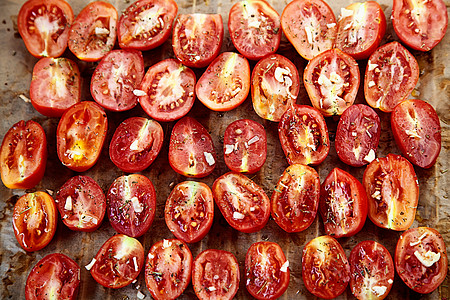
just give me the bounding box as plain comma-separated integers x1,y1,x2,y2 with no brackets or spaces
0,120,47,189
278,104,330,165
18,0,74,58
118,0,178,51
391,99,441,169
251,54,300,122
364,42,419,112
363,154,419,231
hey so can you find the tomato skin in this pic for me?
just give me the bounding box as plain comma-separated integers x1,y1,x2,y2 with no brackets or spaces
68,1,118,62
139,58,196,122
25,253,80,300
18,0,74,58
54,175,106,232
364,42,419,112
144,239,193,300
30,57,81,117
245,242,290,300
107,174,156,238
302,235,350,299
395,227,448,294
349,240,395,300
228,0,281,61
0,120,47,189
363,154,419,231
223,119,267,174
278,104,330,166
392,0,448,51
281,0,337,60
165,181,214,243
251,54,300,122
56,101,108,172
304,48,360,116
172,14,224,68
335,104,381,167
196,52,251,112
271,164,320,233
192,249,240,300
118,0,178,51
90,234,145,289
109,117,164,173
91,49,144,112
336,1,386,60
13,191,57,252
391,99,441,169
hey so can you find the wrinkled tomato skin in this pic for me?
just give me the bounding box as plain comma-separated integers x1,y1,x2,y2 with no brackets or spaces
13,191,57,252
0,120,47,190
391,99,441,169
118,0,178,51
18,0,74,58
25,253,80,300
395,227,448,294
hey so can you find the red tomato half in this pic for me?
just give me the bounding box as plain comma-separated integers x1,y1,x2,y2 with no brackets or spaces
0,120,47,189
278,104,330,165
165,181,214,243
91,50,144,112
304,48,360,116
109,117,164,173
107,174,156,238
391,99,441,169
13,191,57,252
281,0,337,60
54,175,106,232
192,249,240,300
364,42,419,112
90,234,144,289
57,102,107,172
228,0,281,60
172,14,223,68
18,0,74,58
251,54,300,122
245,242,290,300
271,164,320,233
363,154,419,231
144,239,192,300
395,227,448,294
335,104,381,167
223,119,267,174
335,1,386,60
392,0,448,51
30,57,81,117
139,59,196,122
212,172,270,233
68,1,118,61
118,0,178,51
302,235,350,299
196,52,250,111
168,117,216,178
349,240,395,300
25,253,80,300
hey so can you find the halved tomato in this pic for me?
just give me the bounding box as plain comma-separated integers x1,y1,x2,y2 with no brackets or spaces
228,0,281,60
18,0,74,58
364,42,419,112
196,52,250,111
251,54,300,122
172,14,223,68
138,58,196,122
0,120,47,189
30,57,81,117
304,48,360,116
118,0,178,50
